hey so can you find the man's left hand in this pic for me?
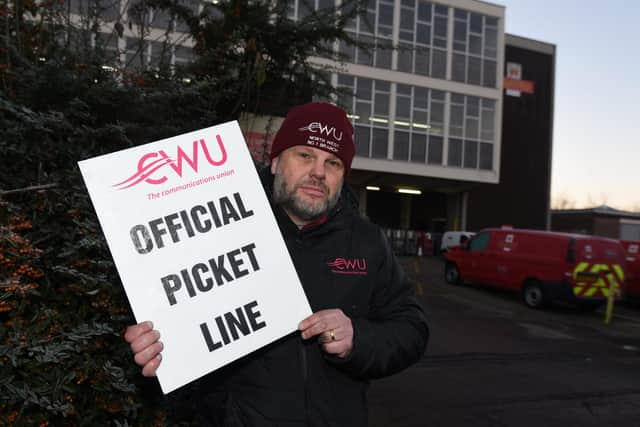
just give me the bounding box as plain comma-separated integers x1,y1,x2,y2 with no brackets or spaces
299,309,353,358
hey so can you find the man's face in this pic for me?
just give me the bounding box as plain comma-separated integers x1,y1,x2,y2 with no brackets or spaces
271,146,345,225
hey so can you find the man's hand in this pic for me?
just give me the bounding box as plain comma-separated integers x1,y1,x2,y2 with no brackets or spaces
124,321,163,377
299,309,353,358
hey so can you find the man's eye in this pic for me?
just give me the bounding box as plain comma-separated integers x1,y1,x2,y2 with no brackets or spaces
299,152,311,159
328,160,343,169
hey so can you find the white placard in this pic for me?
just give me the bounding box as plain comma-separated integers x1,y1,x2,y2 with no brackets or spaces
78,121,311,394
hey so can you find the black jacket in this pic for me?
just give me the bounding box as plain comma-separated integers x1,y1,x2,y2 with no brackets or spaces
189,168,429,426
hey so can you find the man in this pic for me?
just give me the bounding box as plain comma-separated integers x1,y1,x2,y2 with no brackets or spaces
125,102,429,426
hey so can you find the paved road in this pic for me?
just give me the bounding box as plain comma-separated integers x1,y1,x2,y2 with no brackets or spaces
368,257,640,427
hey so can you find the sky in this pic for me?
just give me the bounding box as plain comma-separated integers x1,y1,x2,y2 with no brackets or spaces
497,0,640,211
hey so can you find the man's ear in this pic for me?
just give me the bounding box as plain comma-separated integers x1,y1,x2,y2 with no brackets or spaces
270,156,278,174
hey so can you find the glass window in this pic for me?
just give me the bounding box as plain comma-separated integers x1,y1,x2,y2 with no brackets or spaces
394,131,410,161
417,1,432,21
356,78,373,100
434,4,447,15
485,27,497,51
464,140,478,168
362,10,376,34
465,118,479,139
372,128,389,159
454,9,467,20
357,35,374,66
483,60,497,87
416,23,431,45
467,96,480,116
451,93,465,104
452,53,466,82
470,13,483,33
431,49,446,78
479,143,493,170
397,83,412,95
340,40,356,63
469,232,490,251
450,105,464,127
400,8,415,30
413,109,428,126
375,39,393,69
469,34,482,55
397,43,413,73
414,48,430,75
448,138,462,167
355,101,371,124
434,16,447,37
454,20,466,43
355,126,371,157
379,3,394,26
338,74,355,87
374,93,390,116
468,56,482,85
431,102,444,124
411,133,427,163
376,80,391,92
400,30,414,43
481,108,494,140
428,136,443,164
396,96,411,119
414,87,429,109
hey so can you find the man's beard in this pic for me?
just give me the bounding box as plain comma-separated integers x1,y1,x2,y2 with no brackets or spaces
272,170,342,222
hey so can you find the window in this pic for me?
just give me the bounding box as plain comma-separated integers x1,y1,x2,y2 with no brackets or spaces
452,8,500,88
449,93,496,171
393,0,448,79
469,232,490,251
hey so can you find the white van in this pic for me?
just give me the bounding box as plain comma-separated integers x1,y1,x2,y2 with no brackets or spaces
440,231,475,253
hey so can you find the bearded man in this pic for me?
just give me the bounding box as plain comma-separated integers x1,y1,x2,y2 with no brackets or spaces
125,102,429,427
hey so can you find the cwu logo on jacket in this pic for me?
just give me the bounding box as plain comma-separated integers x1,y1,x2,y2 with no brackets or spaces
326,258,367,275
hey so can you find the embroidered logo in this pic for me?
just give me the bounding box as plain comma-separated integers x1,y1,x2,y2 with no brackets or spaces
298,122,344,141
326,258,367,275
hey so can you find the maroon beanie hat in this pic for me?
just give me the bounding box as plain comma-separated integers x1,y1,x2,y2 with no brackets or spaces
270,102,355,175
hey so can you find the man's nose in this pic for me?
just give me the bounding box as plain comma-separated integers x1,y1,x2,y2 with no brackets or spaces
309,159,326,179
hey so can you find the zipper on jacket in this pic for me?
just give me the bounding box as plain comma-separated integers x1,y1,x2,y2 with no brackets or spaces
299,339,311,426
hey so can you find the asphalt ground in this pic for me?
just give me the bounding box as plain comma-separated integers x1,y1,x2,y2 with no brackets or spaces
367,256,640,427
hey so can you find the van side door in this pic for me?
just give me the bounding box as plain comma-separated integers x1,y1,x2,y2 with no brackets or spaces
462,231,494,284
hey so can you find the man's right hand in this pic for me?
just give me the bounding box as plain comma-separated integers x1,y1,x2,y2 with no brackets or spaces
124,321,163,377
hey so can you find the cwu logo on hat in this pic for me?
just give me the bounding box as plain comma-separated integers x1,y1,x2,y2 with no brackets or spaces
298,122,344,141
326,257,367,275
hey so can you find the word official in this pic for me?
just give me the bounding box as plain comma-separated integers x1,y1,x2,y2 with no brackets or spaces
161,243,260,306
129,192,254,254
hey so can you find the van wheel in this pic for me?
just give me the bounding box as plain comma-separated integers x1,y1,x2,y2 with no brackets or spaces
445,262,461,285
522,280,547,309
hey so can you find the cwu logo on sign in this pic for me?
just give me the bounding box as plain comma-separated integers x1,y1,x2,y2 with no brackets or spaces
113,135,228,190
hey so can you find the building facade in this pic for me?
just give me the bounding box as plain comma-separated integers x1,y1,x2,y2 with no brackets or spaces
466,34,555,231
72,0,555,244
245,0,509,237
552,206,640,240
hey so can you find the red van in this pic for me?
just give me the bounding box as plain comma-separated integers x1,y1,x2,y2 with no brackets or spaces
621,240,640,299
443,228,627,309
